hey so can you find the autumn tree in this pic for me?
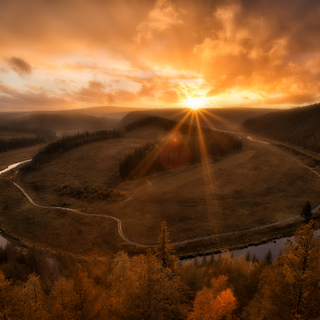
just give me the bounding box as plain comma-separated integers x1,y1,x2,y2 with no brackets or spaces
72,264,107,320
126,251,181,320
187,275,237,320
0,271,14,320
109,251,181,320
49,277,78,320
155,221,177,271
21,273,47,320
246,220,320,320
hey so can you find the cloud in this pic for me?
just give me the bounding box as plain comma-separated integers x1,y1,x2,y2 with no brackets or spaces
0,83,68,111
1,0,320,109
0,83,19,95
7,57,32,75
263,93,318,106
135,0,183,42
74,81,108,104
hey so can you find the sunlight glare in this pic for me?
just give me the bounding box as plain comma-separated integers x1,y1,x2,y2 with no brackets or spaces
183,96,207,110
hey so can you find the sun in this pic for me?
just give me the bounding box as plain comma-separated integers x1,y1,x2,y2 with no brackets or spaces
183,96,207,110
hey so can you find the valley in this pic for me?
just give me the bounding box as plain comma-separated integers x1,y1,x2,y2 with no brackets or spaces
1,117,319,258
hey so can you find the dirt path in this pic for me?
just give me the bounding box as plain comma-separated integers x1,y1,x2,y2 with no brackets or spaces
9,172,317,248
4,133,320,248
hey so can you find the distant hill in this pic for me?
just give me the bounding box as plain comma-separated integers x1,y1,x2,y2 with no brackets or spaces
117,107,278,131
0,106,277,133
10,112,119,131
0,112,31,125
71,106,146,119
242,103,320,153
0,106,145,130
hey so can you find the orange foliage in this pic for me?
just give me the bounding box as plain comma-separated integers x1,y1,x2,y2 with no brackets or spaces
188,275,237,320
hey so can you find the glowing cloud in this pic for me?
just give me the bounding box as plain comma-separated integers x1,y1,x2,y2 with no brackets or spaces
0,0,320,111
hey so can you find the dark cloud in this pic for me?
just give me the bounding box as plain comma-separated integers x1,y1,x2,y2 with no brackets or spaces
7,57,32,75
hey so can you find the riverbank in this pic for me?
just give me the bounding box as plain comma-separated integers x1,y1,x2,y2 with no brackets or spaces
176,214,320,260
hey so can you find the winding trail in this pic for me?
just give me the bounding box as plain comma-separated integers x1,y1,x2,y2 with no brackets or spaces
3,133,320,248
11,179,152,247
9,179,306,247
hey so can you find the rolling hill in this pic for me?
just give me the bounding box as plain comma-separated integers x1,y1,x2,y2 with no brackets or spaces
3,115,319,258
242,103,320,153
117,107,278,131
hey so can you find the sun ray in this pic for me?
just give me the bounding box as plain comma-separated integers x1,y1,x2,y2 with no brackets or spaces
167,108,191,120
194,111,220,234
123,107,223,236
128,109,194,181
197,110,221,131
201,109,239,131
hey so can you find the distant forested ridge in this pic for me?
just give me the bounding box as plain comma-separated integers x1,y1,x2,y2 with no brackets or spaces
0,126,57,153
243,103,320,152
24,130,123,169
120,116,243,180
9,112,119,131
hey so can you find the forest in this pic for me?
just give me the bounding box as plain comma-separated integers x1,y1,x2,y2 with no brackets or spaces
242,103,320,152
0,126,57,153
23,130,124,170
119,116,243,180
0,221,319,320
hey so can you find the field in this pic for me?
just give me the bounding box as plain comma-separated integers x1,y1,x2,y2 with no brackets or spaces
1,125,320,257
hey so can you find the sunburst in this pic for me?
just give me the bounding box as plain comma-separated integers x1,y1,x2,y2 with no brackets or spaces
183,96,207,110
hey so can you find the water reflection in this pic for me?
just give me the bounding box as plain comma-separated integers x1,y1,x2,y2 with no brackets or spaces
0,233,9,248
182,229,320,264
0,159,31,175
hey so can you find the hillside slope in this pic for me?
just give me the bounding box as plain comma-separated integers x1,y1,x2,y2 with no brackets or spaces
117,107,277,131
243,103,320,153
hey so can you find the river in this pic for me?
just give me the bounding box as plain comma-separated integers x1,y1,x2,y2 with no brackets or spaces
0,159,31,175
181,228,320,264
0,159,31,249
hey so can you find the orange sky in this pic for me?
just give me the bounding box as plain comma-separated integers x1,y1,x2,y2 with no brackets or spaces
1,0,320,111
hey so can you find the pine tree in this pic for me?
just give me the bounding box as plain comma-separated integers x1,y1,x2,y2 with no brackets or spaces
155,221,177,271
301,201,312,222
264,249,272,264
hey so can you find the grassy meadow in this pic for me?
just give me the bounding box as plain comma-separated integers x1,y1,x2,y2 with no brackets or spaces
1,123,319,257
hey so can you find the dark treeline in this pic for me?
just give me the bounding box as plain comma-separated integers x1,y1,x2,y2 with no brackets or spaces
23,130,124,170
0,221,319,319
120,116,243,180
55,183,125,201
119,142,164,180
124,115,215,135
0,126,57,153
243,103,320,152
